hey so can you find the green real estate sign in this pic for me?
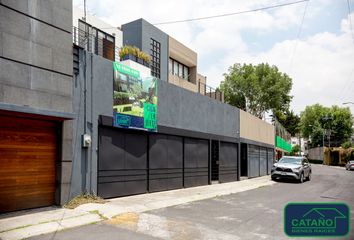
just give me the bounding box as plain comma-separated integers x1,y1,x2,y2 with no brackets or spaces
113,62,140,78
113,62,158,131
276,136,292,152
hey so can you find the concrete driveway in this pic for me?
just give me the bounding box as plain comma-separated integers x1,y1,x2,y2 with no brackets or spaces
29,165,354,240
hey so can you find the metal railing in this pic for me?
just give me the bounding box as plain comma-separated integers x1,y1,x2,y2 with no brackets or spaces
72,26,120,62
198,82,224,102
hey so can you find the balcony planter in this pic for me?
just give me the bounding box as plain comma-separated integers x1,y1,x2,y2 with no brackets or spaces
119,45,151,67
121,53,137,62
137,57,144,65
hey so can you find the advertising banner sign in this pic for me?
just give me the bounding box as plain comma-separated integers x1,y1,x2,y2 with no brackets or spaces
284,202,349,237
113,62,158,131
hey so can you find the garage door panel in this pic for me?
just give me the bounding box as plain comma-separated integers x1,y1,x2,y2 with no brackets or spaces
149,134,183,192
267,148,274,175
97,182,125,199
0,195,55,212
0,115,57,213
125,133,147,169
167,136,183,169
248,145,260,178
197,140,209,168
149,135,168,169
184,138,197,168
99,129,125,171
219,142,238,183
260,147,267,176
98,127,147,198
184,138,209,188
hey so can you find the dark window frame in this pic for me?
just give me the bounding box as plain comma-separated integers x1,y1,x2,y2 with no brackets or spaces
150,38,161,79
78,19,116,61
169,57,190,82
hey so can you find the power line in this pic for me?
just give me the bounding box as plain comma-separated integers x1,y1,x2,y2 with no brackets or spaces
288,0,309,74
153,0,309,25
346,0,354,43
85,0,309,30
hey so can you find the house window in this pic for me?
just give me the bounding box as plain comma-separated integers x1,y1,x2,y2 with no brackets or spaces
78,20,115,61
173,60,178,75
150,38,161,78
183,66,189,79
169,58,190,82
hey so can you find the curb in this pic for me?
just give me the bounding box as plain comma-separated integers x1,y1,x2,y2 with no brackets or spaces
0,176,274,240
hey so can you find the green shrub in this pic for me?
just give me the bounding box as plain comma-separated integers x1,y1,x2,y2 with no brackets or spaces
119,45,151,63
341,141,352,149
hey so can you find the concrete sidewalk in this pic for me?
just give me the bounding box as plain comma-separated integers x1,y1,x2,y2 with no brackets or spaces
0,176,275,240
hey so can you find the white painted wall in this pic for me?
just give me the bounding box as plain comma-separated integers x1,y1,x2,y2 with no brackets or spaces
291,137,308,155
73,6,123,49
120,60,151,79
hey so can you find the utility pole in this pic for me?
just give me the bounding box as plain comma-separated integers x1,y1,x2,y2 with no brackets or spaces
84,0,87,21
322,115,333,165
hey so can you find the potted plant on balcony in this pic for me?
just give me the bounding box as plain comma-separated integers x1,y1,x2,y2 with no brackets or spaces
119,45,151,67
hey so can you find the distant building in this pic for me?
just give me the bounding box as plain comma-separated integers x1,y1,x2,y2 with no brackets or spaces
274,119,292,159
291,137,308,155
72,6,123,61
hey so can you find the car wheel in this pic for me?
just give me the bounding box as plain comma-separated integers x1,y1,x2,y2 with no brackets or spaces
299,172,304,183
306,172,311,181
271,176,277,181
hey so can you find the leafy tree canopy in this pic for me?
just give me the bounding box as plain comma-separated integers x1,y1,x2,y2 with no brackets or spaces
274,109,301,136
290,144,301,156
220,63,292,119
300,104,353,147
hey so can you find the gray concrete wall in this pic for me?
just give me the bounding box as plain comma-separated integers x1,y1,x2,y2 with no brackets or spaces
308,147,324,161
0,1,73,112
0,0,73,205
71,53,241,198
122,19,142,50
122,19,169,81
69,49,113,199
158,80,240,139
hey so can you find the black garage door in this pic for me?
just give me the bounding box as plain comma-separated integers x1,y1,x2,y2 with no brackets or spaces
259,147,267,176
149,134,183,192
219,142,238,183
248,145,260,178
98,127,147,198
267,148,274,174
184,138,209,187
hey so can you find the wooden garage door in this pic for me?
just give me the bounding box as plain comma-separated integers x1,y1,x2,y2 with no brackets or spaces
0,115,57,213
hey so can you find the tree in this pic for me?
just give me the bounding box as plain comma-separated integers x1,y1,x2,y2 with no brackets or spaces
290,144,301,156
274,109,300,136
300,104,353,147
220,63,292,119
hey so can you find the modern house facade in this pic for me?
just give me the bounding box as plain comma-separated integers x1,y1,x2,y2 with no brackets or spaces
122,19,169,81
0,1,74,212
1,3,275,213
122,19,223,100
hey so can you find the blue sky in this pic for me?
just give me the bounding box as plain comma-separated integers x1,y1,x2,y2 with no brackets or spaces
74,0,354,114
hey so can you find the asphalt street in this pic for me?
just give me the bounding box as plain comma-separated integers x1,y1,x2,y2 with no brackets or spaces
30,165,354,240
